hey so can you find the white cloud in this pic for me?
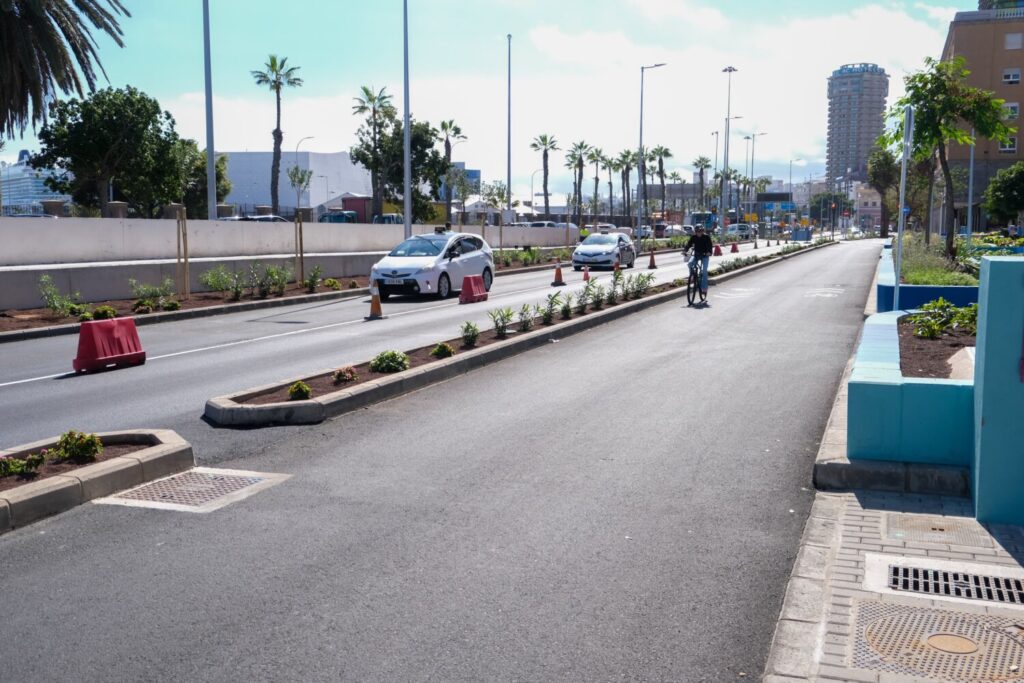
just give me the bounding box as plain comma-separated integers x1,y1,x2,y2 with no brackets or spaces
627,0,730,32
914,3,960,25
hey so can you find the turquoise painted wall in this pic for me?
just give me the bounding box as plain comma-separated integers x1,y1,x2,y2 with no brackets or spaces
875,249,978,313
847,312,974,466
973,257,1024,525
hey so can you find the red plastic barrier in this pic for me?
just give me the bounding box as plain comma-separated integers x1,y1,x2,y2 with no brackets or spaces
713,244,723,257
459,275,489,304
730,242,740,253
73,318,146,373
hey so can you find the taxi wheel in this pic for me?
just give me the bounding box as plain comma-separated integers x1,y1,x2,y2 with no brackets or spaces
437,273,451,299
482,268,493,291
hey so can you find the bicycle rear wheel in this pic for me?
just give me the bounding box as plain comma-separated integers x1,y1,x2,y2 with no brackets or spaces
687,267,697,305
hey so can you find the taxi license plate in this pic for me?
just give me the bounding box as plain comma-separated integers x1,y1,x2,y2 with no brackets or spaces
384,278,404,285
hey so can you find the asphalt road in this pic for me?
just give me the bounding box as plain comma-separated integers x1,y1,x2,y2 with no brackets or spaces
0,240,882,682
1,240,791,460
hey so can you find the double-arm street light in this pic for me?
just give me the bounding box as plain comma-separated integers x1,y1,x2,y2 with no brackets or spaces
636,62,666,249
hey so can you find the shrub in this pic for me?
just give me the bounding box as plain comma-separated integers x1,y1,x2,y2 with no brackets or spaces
591,285,605,310
560,293,574,319
487,307,515,338
672,277,686,287
517,304,534,332
38,274,82,317
0,453,44,478
288,381,312,401
248,263,292,298
200,264,234,292
431,342,456,359
348,280,359,289
952,303,978,335
53,430,103,463
324,278,341,291
132,298,155,314
161,299,181,311
332,366,358,384
542,293,561,324
461,321,480,347
93,305,117,320
129,277,175,301
78,311,94,322
265,265,291,296
67,303,88,317
304,265,323,293
370,350,410,373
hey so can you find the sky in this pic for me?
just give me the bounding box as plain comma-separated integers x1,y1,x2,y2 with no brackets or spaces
1,0,972,198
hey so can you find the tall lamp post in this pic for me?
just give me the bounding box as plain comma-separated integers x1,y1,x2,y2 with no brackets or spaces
750,131,766,221
720,66,738,233
711,130,720,185
506,34,512,215
636,62,666,255
202,0,217,220
402,0,412,239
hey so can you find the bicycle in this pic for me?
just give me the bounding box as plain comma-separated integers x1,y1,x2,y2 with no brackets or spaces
685,252,708,306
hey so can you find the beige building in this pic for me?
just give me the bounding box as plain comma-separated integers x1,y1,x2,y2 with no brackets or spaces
826,64,889,182
943,7,1024,224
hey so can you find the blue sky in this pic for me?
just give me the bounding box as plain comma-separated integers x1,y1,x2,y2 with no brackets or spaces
2,0,972,196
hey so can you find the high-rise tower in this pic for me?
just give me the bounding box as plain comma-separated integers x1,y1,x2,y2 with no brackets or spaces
826,64,889,183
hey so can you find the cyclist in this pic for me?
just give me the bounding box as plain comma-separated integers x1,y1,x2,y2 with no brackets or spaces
683,223,714,296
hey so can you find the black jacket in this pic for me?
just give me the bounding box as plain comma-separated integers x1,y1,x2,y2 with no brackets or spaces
685,234,714,257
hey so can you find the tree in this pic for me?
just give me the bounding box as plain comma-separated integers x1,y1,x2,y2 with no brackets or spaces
809,191,854,223
867,147,899,238
693,156,711,210
530,134,558,217
668,171,683,214
352,86,395,220
587,146,604,216
449,167,475,224
177,140,231,220
1,0,129,137
617,150,634,218
288,165,313,212
604,155,617,217
252,55,303,216
30,86,181,217
566,141,589,226
652,145,672,217
886,56,1014,256
439,120,465,221
983,161,1024,224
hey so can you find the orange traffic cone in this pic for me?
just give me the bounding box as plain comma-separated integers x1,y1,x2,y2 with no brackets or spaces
647,249,658,269
583,266,590,282
551,262,567,286
614,256,621,274
364,284,385,320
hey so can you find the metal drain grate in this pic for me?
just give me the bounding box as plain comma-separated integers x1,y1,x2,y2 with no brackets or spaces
95,467,289,513
891,566,1024,605
886,513,990,547
853,600,1024,681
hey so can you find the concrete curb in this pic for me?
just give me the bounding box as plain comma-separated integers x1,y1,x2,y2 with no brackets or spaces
0,429,194,534
206,240,838,427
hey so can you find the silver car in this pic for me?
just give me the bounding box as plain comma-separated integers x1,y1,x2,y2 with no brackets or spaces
572,232,636,270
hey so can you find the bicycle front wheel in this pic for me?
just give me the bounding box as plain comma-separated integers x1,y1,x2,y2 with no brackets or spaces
687,267,698,305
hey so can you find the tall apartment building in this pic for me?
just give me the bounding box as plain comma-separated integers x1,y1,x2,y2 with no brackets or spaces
826,64,889,183
943,7,1024,221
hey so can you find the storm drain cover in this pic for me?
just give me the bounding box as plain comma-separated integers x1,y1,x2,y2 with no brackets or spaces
891,566,1024,605
886,513,990,547
95,467,289,513
853,600,1024,681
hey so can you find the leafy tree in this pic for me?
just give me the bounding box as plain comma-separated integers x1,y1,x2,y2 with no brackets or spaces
481,181,512,211
251,54,303,216
867,147,899,237
885,56,1014,256
809,191,854,223
530,134,558,217
1,0,129,137
449,167,475,224
30,86,181,217
177,140,231,219
983,161,1024,224
566,141,589,226
604,155,617,216
693,156,711,210
616,149,635,218
652,145,672,216
287,165,313,211
586,146,604,216
438,120,465,222
352,85,395,220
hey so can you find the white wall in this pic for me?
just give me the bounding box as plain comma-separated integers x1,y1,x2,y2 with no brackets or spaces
221,150,372,210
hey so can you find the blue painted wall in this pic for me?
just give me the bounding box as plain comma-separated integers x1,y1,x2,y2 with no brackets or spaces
875,248,978,313
973,257,1024,525
847,312,974,466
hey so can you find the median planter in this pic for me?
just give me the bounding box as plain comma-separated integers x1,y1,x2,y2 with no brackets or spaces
206,240,838,427
0,429,194,534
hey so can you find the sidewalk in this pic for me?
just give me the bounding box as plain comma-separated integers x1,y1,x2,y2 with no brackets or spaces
762,245,1024,682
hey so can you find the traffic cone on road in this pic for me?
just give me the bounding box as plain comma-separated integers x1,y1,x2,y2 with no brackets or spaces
647,249,658,269
730,242,739,253
614,257,621,275
713,244,723,257
551,262,567,287
365,284,385,320
583,266,590,282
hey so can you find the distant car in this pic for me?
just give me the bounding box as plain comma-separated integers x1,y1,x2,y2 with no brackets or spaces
555,222,578,231
8,213,57,218
572,232,636,270
370,232,494,300
247,215,289,223
726,223,753,240
653,222,669,238
373,213,404,224
319,211,358,223
529,220,558,228
635,225,653,239
663,224,685,237
682,224,695,235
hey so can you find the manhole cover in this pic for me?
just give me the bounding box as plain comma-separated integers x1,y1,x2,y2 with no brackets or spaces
890,565,1024,605
94,467,289,513
886,513,990,547
853,600,1024,681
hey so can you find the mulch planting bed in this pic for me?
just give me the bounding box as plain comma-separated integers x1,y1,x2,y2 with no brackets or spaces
898,321,975,379
0,275,371,333
0,442,147,494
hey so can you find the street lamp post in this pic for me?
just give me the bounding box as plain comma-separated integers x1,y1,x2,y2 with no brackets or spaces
720,66,738,232
750,131,766,221
711,130,719,185
402,0,412,240
202,0,217,220
530,168,543,216
636,62,666,255
294,136,314,209
967,128,975,247
506,33,512,214
318,174,329,208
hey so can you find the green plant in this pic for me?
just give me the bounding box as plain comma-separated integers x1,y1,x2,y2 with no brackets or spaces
370,350,411,373
348,280,359,289
591,284,605,310
37,274,82,317
0,452,45,478
460,321,480,347
53,430,103,463
92,305,117,320
78,311,93,322
200,264,235,293
265,265,291,296
128,277,174,301
304,265,323,293
430,342,456,359
560,293,574,319
324,278,341,291
517,303,534,332
67,302,88,317
332,366,358,384
161,299,181,311
542,293,561,324
288,381,312,400
132,298,154,314
952,303,978,335
487,307,515,338
672,277,686,287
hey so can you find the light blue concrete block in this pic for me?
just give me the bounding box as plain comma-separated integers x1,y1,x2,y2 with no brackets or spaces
848,379,903,459
973,257,1024,525
900,380,974,466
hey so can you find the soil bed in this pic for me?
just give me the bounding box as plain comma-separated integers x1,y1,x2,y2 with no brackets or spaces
0,441,147,493
898,321,975,379
0,276,371,333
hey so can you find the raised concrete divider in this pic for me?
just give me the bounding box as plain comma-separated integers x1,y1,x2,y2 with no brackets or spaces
0,429,194,534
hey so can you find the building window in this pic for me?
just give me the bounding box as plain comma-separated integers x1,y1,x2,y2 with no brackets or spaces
1007,33,1024,50
1000,137,1018,153
1007,103,1020,120
1004,68,1021,84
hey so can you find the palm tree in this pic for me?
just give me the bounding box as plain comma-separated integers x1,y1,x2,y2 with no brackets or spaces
617,150,634,218
587,146,604,218
252,55,303,216
668,171,683,215
1,0,130,137
604,155,617,218
530,134,559,217
693,156,712,209
352,86,394,220
651,146,672,218
566,141,590,226
439,120,466,222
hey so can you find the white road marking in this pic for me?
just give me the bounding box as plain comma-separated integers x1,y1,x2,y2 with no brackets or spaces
804,287,846,298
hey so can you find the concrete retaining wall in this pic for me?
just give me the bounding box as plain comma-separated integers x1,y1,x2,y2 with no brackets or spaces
876,248,978,312
0,218,580,266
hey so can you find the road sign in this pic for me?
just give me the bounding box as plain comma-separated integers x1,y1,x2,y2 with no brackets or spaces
781,202,795,211
800,218,809,226
903,206,910,214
